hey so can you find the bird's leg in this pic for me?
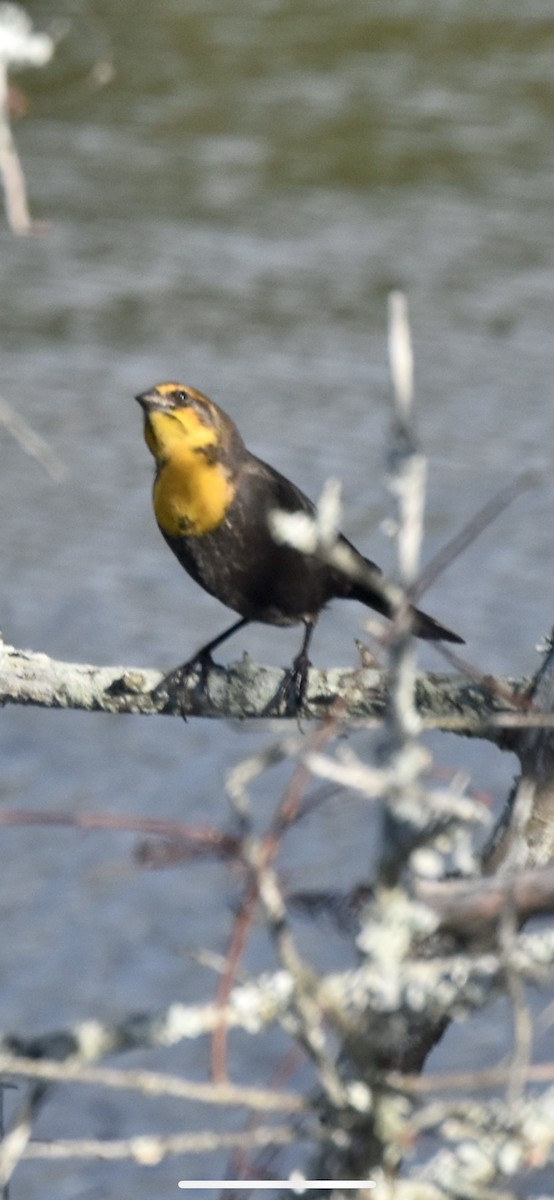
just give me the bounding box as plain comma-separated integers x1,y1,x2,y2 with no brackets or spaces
152,617,250,711
272,619,315,717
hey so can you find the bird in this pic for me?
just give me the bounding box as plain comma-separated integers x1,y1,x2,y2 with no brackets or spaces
135,382,463,711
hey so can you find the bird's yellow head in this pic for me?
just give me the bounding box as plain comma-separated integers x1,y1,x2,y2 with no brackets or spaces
135,382,245,537
136,383,231,462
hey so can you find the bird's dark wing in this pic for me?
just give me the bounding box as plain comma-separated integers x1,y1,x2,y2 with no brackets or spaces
241,454,319,518
239,456,464,643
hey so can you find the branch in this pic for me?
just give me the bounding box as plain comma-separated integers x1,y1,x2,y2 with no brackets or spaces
0,6,54,234
417,862,554,934
20,1123,301,1164
3,929,554,1080
0,394,65,480
484,631,554,871
0,1053,303,1113
0,638,532,734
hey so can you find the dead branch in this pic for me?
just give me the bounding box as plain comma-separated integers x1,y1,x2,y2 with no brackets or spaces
0,637,534,734
0,4,54,233
417,862,554,935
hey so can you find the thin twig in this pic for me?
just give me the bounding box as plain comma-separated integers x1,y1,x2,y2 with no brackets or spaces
0,6,54,233
0,396,65,480
414,470,540,602
20,1123,303,1163
0,1082,48,1188
0,1053,304,1112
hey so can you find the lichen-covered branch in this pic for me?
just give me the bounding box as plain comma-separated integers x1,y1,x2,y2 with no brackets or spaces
0,637,532,733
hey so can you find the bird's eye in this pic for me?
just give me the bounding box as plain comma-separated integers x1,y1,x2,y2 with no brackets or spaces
175,391,189,405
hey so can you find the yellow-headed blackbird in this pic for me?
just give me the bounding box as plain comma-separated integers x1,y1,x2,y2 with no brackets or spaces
135,382,463,709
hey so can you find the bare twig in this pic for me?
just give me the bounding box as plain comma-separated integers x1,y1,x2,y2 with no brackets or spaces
0,396,65,480
0,4,54,233
0,1053,304,1113
20,1123,302,1163
414,470,540,602
377,292,431,887
0,1081,48,1188
391,1058,554,1096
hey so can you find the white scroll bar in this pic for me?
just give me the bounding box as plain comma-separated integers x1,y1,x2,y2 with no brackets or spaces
178,1180,376,1191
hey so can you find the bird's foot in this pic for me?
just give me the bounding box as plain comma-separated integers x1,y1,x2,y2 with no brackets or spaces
151,652,214,716
272,650,311,718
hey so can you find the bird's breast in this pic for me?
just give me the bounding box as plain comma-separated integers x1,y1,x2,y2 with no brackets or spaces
153,454,235,537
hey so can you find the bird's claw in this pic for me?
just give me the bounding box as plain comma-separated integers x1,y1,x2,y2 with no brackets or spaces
272,651,311,718
151,653,213,716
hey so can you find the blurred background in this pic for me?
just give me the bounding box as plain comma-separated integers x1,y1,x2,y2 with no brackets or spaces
1,0,553,1194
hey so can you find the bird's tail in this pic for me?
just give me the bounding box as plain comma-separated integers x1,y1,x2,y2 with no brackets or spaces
409,606,464,644
349,560,464,645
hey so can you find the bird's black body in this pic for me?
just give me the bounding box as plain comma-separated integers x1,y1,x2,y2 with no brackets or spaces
161,457,357,626
136,382,463,710
159,450,458,641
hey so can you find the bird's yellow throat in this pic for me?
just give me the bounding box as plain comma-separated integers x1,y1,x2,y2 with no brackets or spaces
144,409,234,538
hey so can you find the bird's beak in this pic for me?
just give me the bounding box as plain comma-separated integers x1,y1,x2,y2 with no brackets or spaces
135,389,168,413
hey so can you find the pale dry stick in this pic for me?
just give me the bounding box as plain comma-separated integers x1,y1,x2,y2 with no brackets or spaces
0,72,30,232
0,396,65,480
0,1080,47,1189
0,1080,16,1200
497,892,534,1109
226,730,306,816
0,1053,304,1113
390,1058,554,1096
387,290,422,590
249,842,352,1111
377,291,429,889
416,860,554,932
484,779,536,1108
414,470,541,604
20,1123,302,1164
303,746,486,828
501,632,554,869
0,4,53,233
384,290,425,731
